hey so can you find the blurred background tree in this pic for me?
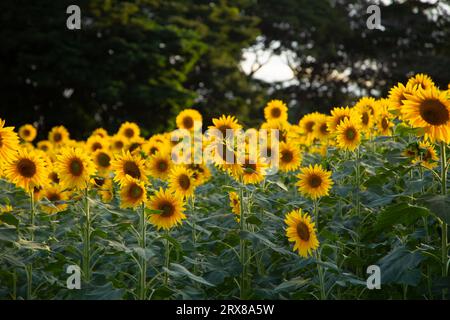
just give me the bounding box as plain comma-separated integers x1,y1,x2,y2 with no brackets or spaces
0,0,449,138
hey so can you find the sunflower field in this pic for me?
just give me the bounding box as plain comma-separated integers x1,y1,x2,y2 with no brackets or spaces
0,73,449,300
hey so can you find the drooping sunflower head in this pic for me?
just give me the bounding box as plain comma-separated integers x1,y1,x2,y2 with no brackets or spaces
4,148,49,192
335,118,362,151
278,141,302,172
186,163,211,185
327,106,352,133
0,119,20,163
176,109,202,131
93,149,113,173
55,147,96,190
148,150,173,180
229,191,240,222
91,176,114,203
264,100,288,122
119,177,147,209
168,166,196,199
118,122,141,140
148,188,186,230
375,100,394,136
406,73,435,91
111,150,148,185
285,209,319,258
40,185,69,214
18,124,37,142
296,164,333,200
48,126,70,147
402,87,450,143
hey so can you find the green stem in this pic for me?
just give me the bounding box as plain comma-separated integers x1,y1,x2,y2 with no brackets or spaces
138,203,147,300
164,231,170,286
239,184,247,300
25,264,32,300
440,142,448,299
315,251,326,300
82,188,91,283
355,146,362,277
30,191,35,241
191,197,198,275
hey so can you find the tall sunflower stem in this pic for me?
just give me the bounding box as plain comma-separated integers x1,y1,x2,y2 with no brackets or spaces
138,203,147,300
164,231,170,287
355,146,362,277
26,191,35,300
239,183,247,300
440,141,448,299
315,251,326,300
82,188,91,283
191,197,198,275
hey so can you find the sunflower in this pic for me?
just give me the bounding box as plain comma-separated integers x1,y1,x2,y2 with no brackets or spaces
176,109,202,131
48,167,60,185
86,135,108,153
55,148,96,190
406,73,435,91
118,122,140,140
119,177,147,209
0,119,20,163
148,188,186,230
37,140,53,153
231,155,266,185
353,97,377,132
168,166,196,199
278,141,301,172
285,209,319,258
91,177,114,203
264,100,288,122
376,101,394,136
261,119,291,142
388,82,414,116
48,126,70,147
4,148,49,192
110,134,128,153
40,186,69,214
327,107,352,133
209,115,242,138
186,163,211,185
414,141,439,169
111,151,149,185
0,204,13,214
313,114,330,141
147,151,173,180
142,140,166,158
296,164,333,200
91,128,109,139
335,118,362,151
229,191,240,222
127,136,146,155
93,149,113,173
18,124,37,142
402,87,450,143
299,112,320,141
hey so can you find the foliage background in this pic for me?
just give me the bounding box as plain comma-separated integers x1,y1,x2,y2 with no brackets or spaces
1,0,449,137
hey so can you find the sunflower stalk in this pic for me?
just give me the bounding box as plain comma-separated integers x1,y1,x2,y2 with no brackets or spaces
313,200,326,300
239,183,248,300
82,188,91,283
26,191,35,300
440,141,448,299
137,203,147,300
355,146,362,277
164,231,171,287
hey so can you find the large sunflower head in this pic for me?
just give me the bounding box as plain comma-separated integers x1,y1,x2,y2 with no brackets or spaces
118,122,141,140
285,209,319,258
0,119,20,163
168,166,196,199
119,177,147,209
335,118,362,151
18,124,37,142
176,109,202,131
209,115,242,138
147,151,173,180
4,148,49,192
48,126,70,147
296,164,333,200
402,87,450,143
40,185,69,214
278,141,302,172
406,73,435,91
111,150,148,185
93,149,113,173
327,107,352,133
55,147,96,190
148,188,186,230
264,100,288,122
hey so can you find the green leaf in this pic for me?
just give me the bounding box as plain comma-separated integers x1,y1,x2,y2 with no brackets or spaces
378,246,424,286
166,263,214,287
420,195,450,224
374,203,430,232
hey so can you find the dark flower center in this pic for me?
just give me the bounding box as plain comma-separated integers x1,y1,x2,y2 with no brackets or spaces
345,127,357,141
308,174,322,188
157,160,168,172
17,158,37,178
182,116,194,129
49,172,60,184
320,123,328,135
159,201,175,217
178,174,191,190
97,153,111,168
419,99,449,126
271,107,281,118
69,159,84,177
124,161,141,179
296,221,310,241
124,128,135,138
281,150,293,163
53,133,62,142
128,184,143,199
48,193,61,202
305,121,315,133
92,142,102,151
362,112,369,125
